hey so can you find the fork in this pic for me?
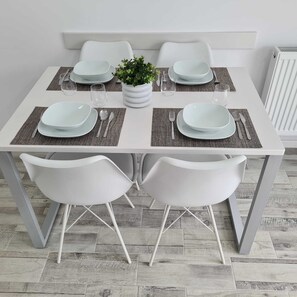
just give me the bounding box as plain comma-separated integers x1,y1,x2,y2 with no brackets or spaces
169,111,176,140
232,111,243,140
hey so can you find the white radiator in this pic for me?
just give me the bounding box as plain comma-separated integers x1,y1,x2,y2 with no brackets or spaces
262,47,297,146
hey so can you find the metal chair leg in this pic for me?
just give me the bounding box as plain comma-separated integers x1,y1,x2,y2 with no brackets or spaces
149,198,155,209
106,203,131,264
208,205,226,264
57,204,69,264
149,204,171,266
124,194,135,209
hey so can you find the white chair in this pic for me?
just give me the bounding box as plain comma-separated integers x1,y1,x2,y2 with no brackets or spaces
139,154,247,266
139,154,227,209
79,41,134,67
46,152,138,209
156,41,213,67
20,153,133,264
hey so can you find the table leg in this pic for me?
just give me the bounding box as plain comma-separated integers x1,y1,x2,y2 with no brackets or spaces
228,154,283,254
0,152,60,248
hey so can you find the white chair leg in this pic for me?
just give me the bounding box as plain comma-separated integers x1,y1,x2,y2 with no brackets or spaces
106,203,131,264
208,205,226,265
57,204,69,264
149,198,155,209
134,180,140,191
124,194,135,209
149,204,171,267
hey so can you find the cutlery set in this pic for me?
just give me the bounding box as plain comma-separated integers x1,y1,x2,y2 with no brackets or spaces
232,111,251,140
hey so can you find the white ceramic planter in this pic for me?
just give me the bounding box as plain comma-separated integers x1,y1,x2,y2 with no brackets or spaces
122,83,152,108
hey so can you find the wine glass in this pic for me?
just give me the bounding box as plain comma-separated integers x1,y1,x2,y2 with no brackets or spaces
161,71,176,96
90,83,108,108
212,83,230,107
60,73,77,96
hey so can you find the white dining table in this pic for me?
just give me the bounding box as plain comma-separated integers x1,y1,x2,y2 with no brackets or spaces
0,66,284,254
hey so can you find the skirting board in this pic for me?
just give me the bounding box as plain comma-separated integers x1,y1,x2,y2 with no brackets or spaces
63,31,257,50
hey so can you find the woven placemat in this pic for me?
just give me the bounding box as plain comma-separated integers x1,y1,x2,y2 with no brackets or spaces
11,107,125,146
151,108,261,148
47,67,235,92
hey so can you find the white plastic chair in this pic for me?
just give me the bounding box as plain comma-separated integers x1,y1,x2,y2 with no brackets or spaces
139,154,247,266
156,41,213,67
20,153,133,264
79,41,134,66
139,154,228,209
46,152,138,209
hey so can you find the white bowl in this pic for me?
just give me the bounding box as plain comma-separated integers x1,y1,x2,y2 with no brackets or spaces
73,60,110,81
173,60,210,81
183,103,230,132
41,101,91,130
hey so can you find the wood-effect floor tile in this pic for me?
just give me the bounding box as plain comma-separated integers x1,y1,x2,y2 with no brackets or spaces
40,253,137,285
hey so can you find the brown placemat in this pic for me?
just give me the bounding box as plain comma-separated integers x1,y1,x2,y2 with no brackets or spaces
151,108,261,148
11,107,125,146
157,67,235,92
47,67,235,92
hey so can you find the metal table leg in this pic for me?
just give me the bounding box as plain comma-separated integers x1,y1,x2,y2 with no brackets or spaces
228,154,283,254
0,152,60,248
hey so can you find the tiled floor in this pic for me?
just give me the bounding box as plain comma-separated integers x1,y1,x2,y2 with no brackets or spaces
0,149,297,296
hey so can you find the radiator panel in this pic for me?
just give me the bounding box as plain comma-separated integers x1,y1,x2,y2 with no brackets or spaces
262,47,297,136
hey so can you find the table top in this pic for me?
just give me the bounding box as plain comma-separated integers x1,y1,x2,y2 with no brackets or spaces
0,66,285,156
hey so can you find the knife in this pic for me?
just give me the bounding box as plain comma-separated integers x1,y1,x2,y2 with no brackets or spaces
103,112,115,138
239,113,251,140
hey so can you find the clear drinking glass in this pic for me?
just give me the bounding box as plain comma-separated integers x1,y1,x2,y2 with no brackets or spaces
161,71,176,96
90,83,107,108
61,73,77,96
212,83,230,107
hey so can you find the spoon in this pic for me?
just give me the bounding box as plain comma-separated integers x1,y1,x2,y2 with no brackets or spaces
103,112,115,138
232,111,243,140
96,110,108,138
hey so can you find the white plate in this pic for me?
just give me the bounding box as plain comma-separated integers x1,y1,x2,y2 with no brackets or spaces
169,66,213,85
70,66,115,84
177,110,235,140
173,60,210,81
183,103,230,132
41,101,91,130
38,108,98,138
73,60,110,81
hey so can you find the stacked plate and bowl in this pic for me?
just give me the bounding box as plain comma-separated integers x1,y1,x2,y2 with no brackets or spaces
177,103,236,139
70,60,114,84
38,101,98,138
169,59,213,85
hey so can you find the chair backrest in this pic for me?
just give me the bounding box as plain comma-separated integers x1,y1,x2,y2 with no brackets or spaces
156,41,213,67
79,41,134,66
141,155,246,207
20,154,133,205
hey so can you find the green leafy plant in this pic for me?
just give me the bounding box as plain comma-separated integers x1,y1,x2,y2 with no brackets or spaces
114,56,159,87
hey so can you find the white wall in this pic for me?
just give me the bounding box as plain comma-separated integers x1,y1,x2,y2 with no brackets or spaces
1,0,297,129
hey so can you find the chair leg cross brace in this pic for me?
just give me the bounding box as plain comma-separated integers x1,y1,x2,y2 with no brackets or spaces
57,203,131,264
149,204,225,266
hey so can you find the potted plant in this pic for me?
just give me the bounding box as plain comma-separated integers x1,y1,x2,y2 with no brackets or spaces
114,56,159,108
